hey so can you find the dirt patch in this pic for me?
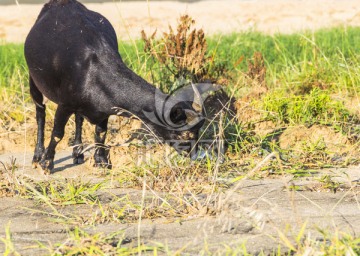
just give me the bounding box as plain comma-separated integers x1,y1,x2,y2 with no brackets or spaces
345,96,360,117
0,107,360,253
254,121,278,138
0,151,359,254
2,0,360,43
279,124,350,152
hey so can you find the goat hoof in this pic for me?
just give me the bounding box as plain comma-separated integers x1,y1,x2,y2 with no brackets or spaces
72,146,84,164
94,157,112,169
94,162,112,169
40,159,54,174
73,154,85,164
32,161,39,169
32,155,42,169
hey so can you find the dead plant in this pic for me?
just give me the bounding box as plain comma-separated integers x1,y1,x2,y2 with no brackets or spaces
246,51,267,89
141,15,227,89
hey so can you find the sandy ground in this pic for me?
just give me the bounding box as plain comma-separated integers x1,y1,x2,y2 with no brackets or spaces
0,150,360,254
1,0,360,43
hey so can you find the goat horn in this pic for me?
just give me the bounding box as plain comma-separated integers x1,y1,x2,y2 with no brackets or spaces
191,83,203,112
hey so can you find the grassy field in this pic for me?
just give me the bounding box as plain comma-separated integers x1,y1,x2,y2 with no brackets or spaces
1,25,360,254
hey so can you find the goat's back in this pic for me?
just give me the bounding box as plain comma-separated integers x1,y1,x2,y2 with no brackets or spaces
24,0,120,106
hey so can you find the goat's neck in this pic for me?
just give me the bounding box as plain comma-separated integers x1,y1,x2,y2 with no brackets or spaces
108,63,168,122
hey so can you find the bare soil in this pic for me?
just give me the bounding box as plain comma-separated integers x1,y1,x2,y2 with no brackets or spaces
0,149,359,254
279,125,350,152
2,0,360,43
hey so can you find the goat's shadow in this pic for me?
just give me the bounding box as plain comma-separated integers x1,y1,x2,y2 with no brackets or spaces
51,155,78,174
50,134,142,174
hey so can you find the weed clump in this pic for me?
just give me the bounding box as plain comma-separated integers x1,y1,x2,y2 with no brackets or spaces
51,227,157,255
237,51,269,103
0,159,24,197
246,52,267,89
141,15,227,91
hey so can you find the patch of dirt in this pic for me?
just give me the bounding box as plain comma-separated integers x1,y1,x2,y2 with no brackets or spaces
234,99,262,125
108,116,143,143
0,152,359,255
253,121,278,138
0,27,5,39
279,124,350,152
344,96,360,117
0,100,360,252
2,0,360,43
0,181,16,198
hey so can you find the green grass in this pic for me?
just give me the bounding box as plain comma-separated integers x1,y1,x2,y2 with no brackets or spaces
1,26,360,176
0,43,27,89
1,26,360,255
209,27,360,74
0,28,360,93
261,88,355,126
2,26,360,115
3,26,359,171
3,26,360,89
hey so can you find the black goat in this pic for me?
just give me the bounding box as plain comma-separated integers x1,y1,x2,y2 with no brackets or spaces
24,0,205,173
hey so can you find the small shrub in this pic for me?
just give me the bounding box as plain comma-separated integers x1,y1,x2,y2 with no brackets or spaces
247,52,267,89
141,15,227,92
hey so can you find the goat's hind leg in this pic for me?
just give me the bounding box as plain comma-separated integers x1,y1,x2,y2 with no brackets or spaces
30,76,46,169
72,113,85,164
94,118,112,169
40,105,72,174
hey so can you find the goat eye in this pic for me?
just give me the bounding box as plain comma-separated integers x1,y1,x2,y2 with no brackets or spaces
170,107,186,124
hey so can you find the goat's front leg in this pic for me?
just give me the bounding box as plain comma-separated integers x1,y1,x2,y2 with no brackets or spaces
94,118,112,169
72,113,84,164
40,106,72,174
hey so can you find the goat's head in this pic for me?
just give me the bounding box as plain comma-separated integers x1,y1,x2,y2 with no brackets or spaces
143,83,219,158
154,100,204,157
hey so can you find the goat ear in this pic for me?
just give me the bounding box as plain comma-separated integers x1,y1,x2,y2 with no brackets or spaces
170,106,186,124
191,83,203,113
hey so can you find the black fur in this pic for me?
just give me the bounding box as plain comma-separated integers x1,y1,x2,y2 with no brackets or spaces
25,0,203,172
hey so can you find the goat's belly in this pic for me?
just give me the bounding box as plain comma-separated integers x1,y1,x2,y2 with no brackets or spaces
31,73,83,106
80,110,109,125
31,75,62,104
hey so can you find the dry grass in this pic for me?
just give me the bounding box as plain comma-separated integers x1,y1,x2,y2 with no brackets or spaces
1,22,360,254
